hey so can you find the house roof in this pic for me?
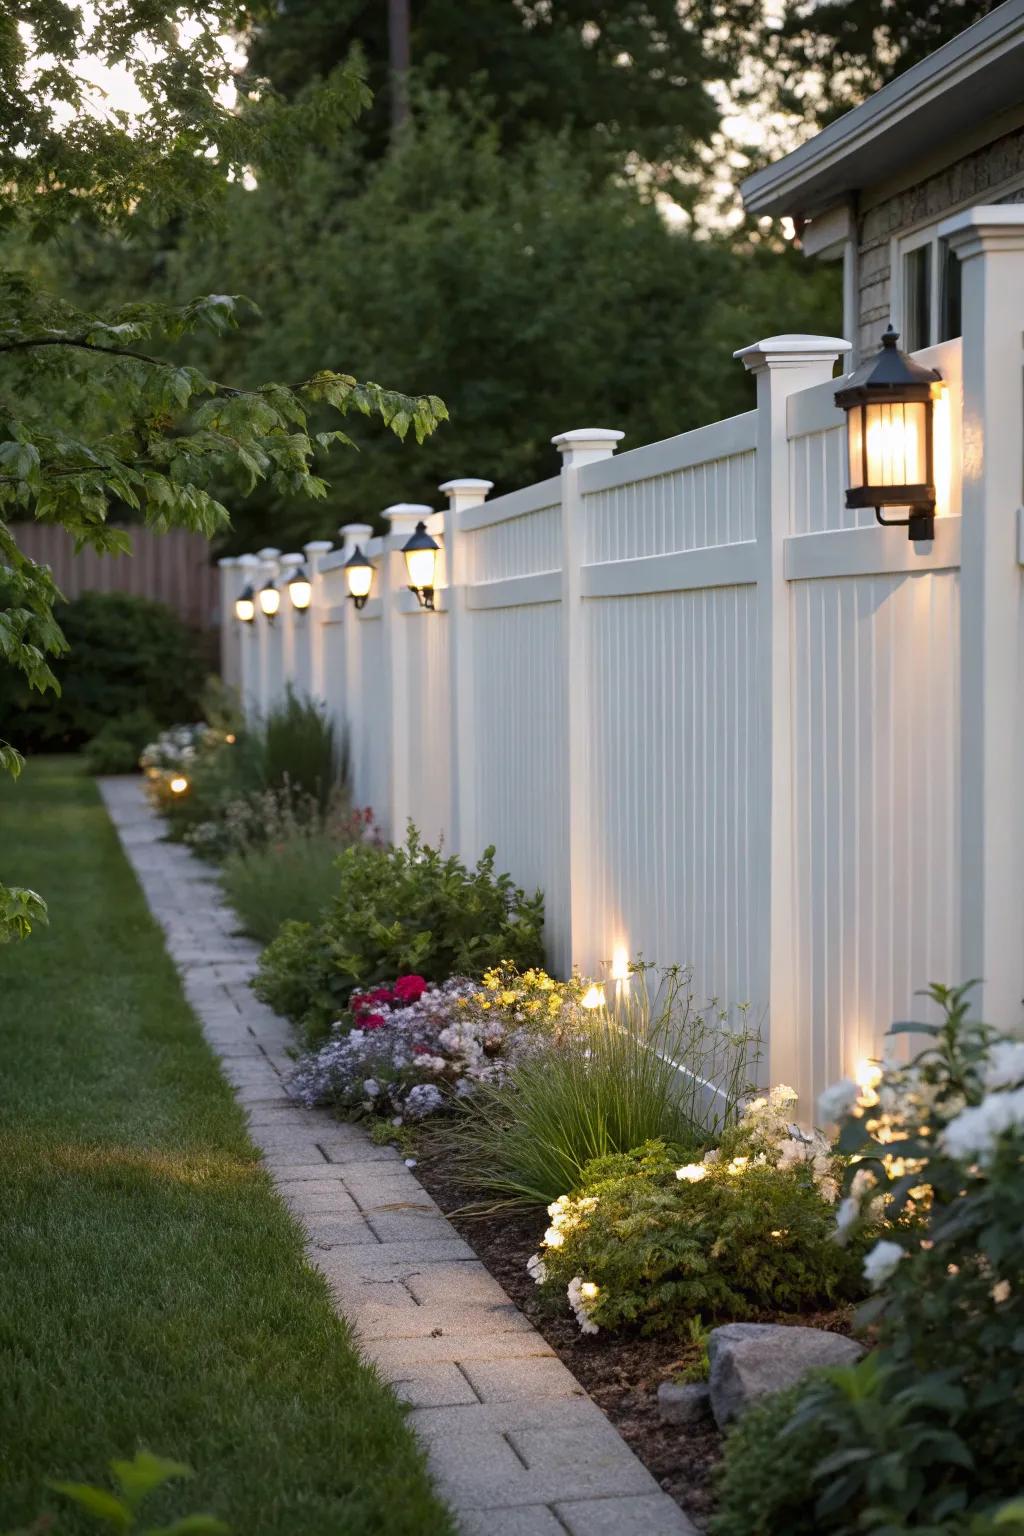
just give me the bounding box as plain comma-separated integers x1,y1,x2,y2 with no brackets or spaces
741,0,1024,219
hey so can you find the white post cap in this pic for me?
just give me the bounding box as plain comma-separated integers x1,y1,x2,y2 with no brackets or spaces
384,502,434,535
256,546,282,561
552,428,624,468
303,539,334,555
279,551,305,568
235,553,262,567
439,478,493,512
734,334,851,374
217,555,238,568
339,523,374,541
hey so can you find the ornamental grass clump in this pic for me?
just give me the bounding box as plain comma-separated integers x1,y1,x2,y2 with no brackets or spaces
711,982,1024,1536
528,1082,866,1338
441,964,758,1208
254,829,545,1042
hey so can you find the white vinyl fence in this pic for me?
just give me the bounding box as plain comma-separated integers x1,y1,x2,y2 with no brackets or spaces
220,206,1024,1116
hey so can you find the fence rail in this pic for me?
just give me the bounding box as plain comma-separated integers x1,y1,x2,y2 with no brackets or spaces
221,207,1024,1118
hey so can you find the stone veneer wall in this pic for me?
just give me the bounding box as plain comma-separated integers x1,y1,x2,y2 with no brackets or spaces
857,122,1024,354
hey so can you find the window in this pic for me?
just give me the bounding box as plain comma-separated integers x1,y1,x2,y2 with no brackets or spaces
903,244,932,350
894,227,963,349
939,240,962,342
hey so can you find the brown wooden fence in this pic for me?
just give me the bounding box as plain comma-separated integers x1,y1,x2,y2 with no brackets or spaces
11,523,220,631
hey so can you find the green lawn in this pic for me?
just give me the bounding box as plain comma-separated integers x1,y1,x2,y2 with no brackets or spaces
0,758,455,1536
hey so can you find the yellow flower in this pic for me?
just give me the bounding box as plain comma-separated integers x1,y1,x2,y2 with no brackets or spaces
500,990,517,1006
526,999,541,1014
480,1001,491,1010
538,975,554,991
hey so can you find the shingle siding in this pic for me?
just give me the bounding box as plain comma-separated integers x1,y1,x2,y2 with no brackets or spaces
857,123,1024,354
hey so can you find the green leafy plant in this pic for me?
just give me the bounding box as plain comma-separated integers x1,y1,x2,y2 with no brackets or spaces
440,965,757,1207
531,1139,866,1336
0,593,206,754
7,1451,229,1536
83,708,161,775
712,983,1024,1534
253,826,545,1041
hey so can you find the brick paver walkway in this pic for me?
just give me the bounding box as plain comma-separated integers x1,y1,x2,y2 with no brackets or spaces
100,777,696,1536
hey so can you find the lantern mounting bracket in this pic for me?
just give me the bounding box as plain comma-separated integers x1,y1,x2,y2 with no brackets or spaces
874,505,935,542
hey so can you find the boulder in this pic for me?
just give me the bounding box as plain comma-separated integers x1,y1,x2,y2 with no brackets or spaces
707,1323,864,1428
657,1381,712,1425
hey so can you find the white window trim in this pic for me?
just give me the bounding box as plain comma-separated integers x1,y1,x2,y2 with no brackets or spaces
891,225,940,348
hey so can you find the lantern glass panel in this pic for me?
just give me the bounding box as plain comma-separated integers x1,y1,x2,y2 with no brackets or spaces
346,563,373,600
259,584,281,617
235,594,255,623
405,545,436,592
288,577,312,610
864,399,927,488
847,406,865,490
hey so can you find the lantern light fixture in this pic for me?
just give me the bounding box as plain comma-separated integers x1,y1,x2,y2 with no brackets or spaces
287,566,312,612
401,521,440,610
169,775,189,795
834,323,942,542
234,584,256,624
344,546,374,610
258,579,280,621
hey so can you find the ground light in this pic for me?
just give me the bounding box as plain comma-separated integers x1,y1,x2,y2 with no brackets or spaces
835,323,943,541
169,776,189,795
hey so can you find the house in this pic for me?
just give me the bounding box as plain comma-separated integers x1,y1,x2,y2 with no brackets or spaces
742,0,1024,359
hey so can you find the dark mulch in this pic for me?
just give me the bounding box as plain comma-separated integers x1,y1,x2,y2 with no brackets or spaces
412,1142,854,1533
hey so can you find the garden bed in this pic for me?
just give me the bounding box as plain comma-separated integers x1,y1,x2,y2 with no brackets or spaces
412,1140,852,1532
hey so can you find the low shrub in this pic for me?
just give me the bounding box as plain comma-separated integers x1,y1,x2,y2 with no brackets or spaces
253,828,545,1040
289,965,585,1120
709,1385,818,1536
0,591,206,751
439,965,758,1207
529,1123,865,1336
83,707,160,774
711,983,1024,1534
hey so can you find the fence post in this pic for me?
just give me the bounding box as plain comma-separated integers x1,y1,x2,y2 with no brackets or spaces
216,556,241,689
234,552,262,718
303,539,334,706
439,479,493,858
336,523,373,800
382,503,434,844
254,547,281,717
551,429,624,977
941,207,1024,1032
734,334,852,1104
278,551,307,699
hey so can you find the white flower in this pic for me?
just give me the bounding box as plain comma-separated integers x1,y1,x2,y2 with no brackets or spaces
991,1279,1012,1305
819,1077,859,1123
941,1086,1024,1165
850,1167,877,1200
362,1078,380,1097
770,1084,799,1107
835,1196,859,1237
567,1276,599,1335
675,1163,708,1183
863,1239,905,1289
984,1041,1024,1092
404,1083,444,1118
526,1253,547,1285
543,1226,565,1249
703,1149,721,1166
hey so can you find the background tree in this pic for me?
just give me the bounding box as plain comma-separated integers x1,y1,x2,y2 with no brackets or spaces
65,98,838,553
0,3,447,939
773,0,1001,125
243,0,765,189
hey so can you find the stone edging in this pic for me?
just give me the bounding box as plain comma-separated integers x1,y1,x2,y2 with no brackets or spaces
99,778,697,1536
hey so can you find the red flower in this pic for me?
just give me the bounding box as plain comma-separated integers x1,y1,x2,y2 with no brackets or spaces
393,974,427,1004
412,1043,431,1055
367,986,394,1005
360,1013,386,1030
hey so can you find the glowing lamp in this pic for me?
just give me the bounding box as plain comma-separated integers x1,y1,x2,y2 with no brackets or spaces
234,584,256,624
258,580,280,620
287,567,312,611
344,546,374,610
169,775,189,795
401,521,439,610
835,324,942,542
